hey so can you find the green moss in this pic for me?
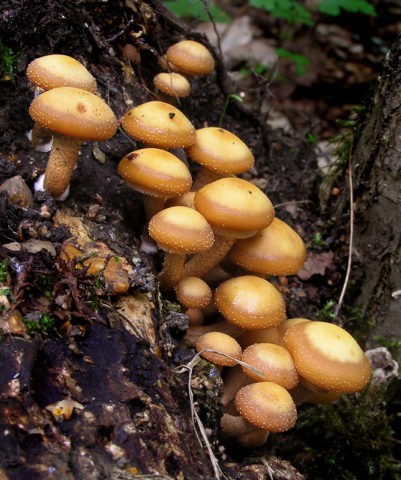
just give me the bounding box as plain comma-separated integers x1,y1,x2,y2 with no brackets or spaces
289,383,401,479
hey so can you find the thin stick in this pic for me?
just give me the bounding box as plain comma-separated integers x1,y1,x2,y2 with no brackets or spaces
334,150,354,317
174,350,265,480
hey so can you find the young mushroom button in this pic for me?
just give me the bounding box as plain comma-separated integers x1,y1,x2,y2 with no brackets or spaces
165,40,215,76
29,86,118,198
118,148,193,220
148,206,214,291
121,101,196,149
153,72,191,99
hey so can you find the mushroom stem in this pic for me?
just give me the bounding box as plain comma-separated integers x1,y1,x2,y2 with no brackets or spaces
43,132,82,197
158,253,186,291
220,413,259,438
31,123,53,149
191,167,227,191
143,195,166,222
181,234,235,279
184,320,245,348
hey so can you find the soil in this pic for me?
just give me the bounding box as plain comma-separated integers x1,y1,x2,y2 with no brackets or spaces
0,1,400,479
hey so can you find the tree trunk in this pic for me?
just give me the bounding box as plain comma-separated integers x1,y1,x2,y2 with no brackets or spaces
342,35,401,346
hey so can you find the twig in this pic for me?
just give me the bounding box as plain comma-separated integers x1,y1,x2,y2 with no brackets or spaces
174,350,266,480
334,148,354,317
273,199,312,208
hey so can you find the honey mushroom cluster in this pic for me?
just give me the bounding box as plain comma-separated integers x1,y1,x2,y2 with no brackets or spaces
25,44,372,449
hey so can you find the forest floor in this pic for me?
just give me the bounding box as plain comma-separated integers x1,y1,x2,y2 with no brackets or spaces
0,1,400,479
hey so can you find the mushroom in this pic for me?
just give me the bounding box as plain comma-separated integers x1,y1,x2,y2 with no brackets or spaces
118,148,193,220
148,206,214,290
196,331,242,367
214,275,287,330
26,54,97,149
222,381,297,440
153,72,191,99
240,343,300,390
27,54,97,93
175,276,212,310
228,217,307,277
283,320,372,393
165,40,215,76
121,101,196,149
185,127,254,190
29,86,118,198
182,177,275,279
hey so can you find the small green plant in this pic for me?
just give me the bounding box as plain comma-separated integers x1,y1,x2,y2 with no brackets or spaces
218,93,243,127
305,133,318,145
0,42,24,81
35,274,55,300
311,231,325,247
163,0,229,22
276,47,310,76
23,313,56,336
0,261,8,282
316,299,337,321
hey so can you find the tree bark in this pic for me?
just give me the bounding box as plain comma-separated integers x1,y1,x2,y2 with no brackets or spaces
344,35,401,345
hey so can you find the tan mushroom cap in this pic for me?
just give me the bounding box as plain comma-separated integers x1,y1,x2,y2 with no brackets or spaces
194,177,275,238
118,148,192,198
26,54,97,93
284,321,372,393
153,72,191,98
228,217,306,276
241,343,300,390
165,40,215,76
29,86,118,140
196,331,242,366
185,127,254,174
215,275,286,330
235,382,297,432
175,276,212,309
148,206,214,254
121,101,196,149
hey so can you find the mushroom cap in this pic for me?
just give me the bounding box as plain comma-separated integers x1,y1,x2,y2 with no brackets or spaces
175,276,212,309
121,101,196,148
153,72,191,98
29,87,118,140
284,321,372,393
118,148,192,198
185,127,254,174
235,382,297,432
214,275,286,330
148,206,214,254
165,40,215,76
241,342,300,389
194,177,275,238
26,54,97,93
228,217,306,276
196,331,242,366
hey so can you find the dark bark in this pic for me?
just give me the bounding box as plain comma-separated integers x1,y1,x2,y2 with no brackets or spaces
339,35,401,345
